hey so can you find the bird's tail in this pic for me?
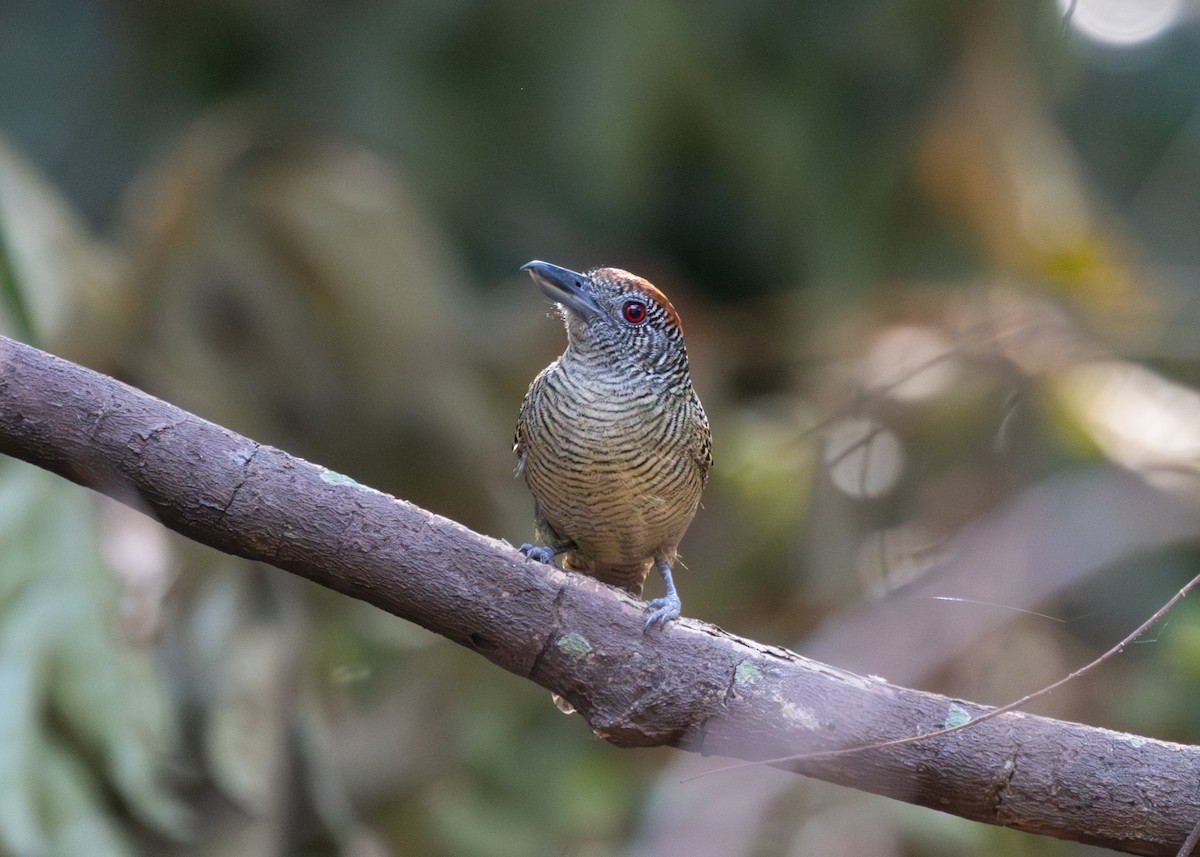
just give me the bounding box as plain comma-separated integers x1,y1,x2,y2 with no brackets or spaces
563,554,653,598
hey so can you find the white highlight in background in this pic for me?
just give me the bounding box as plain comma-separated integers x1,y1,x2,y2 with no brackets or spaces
1059,0,1184,46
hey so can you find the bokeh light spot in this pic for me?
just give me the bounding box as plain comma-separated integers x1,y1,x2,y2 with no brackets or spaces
825,418,905,499
1059,0,1183,46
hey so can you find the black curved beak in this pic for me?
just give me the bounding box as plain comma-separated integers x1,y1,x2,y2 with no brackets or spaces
522,260,604,319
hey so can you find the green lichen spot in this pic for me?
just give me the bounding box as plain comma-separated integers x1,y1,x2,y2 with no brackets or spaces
557,632,593,658
944,702,971,729
734,661,762,687
321,470,362,488
1126,735,1147,749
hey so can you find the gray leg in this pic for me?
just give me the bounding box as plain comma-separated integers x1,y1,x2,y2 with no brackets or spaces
644,559,682,628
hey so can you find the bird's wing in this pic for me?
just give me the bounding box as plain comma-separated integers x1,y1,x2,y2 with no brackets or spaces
513,419,527,476
690,391,713,486
514,376,537,476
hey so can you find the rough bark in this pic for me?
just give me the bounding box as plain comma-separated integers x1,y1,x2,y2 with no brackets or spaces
0,334,1196,856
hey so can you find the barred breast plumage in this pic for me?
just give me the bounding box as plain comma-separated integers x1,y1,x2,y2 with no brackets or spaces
514,261,711,628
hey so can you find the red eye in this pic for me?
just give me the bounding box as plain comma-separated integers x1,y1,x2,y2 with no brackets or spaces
622,299,647,325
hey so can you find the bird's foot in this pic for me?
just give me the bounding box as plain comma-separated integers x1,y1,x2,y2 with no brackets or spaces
519,544,555,564
644,558,682,629
644,593,681,629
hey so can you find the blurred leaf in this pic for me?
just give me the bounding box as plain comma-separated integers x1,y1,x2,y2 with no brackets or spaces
1164,601,1200,684
0,201,34,343
52,625,192,838
202,624,290,815
0,459,188,851
40,738,135,857
719,402,816,533
0,589,51,857
0,132,123,359
1051,359,1200,472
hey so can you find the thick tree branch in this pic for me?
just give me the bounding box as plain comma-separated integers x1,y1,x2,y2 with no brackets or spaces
1,334,1197,856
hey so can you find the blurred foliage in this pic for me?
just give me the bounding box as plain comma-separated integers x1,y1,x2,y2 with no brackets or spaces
0,461,187,857
3,0,1200,855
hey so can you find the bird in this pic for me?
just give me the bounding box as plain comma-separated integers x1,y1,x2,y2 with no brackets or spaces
514,260,711,628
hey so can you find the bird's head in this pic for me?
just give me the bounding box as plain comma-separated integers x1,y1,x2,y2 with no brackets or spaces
522,260,689,375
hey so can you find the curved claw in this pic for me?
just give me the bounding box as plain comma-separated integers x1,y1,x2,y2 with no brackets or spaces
643,594,681,629
644,558,682,629
518,543,555,564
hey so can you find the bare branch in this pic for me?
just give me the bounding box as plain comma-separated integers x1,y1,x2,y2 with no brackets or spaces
1,334,1197,856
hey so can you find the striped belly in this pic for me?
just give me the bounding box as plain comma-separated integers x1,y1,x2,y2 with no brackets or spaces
521,365,703,575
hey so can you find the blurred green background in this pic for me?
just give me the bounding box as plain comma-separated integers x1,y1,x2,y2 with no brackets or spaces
4,0,1200,854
